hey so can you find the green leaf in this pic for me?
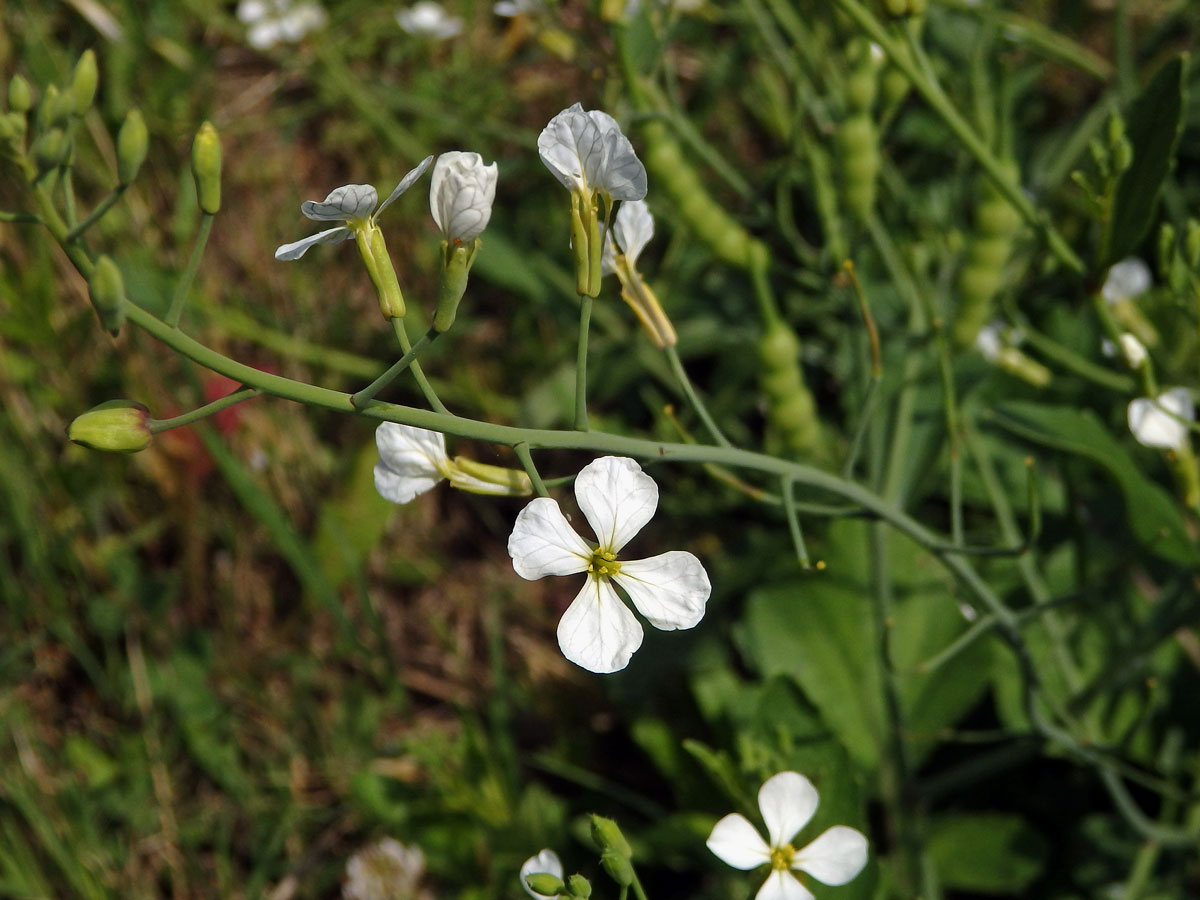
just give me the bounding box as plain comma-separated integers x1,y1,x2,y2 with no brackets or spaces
927,812,1047,894
1103,54,1189,267
988,402,1200,565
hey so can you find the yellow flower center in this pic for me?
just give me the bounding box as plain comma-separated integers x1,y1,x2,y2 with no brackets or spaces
770,844,795,872
586,548,621,577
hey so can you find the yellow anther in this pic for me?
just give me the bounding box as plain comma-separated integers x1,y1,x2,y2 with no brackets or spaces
770,844,795,871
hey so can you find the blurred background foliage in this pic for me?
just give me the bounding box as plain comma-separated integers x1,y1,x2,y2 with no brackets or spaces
1,0,1200,898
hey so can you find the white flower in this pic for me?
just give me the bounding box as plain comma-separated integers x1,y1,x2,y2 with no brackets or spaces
538,103,647,203
1118,333,1147,370
374,423,519,503
238,0,327,50
707,772,869,900
601,198,654,276
343,837,425,900
396,1,463,38
520,849,564,899
973,320,1004,363
494,0,543,14
507,456,710,673
1128,387,1194,451
274,157,433,261
430,151,498,244
1102,257,1152,305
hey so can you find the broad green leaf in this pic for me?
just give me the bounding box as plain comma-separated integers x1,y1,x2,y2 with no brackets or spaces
927,812,1047,894
989,402,1200,565
1103,55,1188,267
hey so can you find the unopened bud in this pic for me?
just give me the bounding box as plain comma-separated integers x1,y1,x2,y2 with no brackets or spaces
89,255,127,335
1185,219,1200,269
32,127,70,172
524,873,565,897
598,851,635,888
117,109,148,184
589,815,632,859
1157,222,1177,274
40,84,72,128
1111,134,1133,173
69,401,151,453
566,874,592,898
0,111,26,144
8,74,32,113
70,50,99,116
191,121,222,214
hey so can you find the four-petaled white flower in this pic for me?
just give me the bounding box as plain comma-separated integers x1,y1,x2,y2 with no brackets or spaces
396,1,463,39
538,103,647,204
237,0,327,49
375,423,521,503
707,772,869,900
1128,387,1194,451
520,849,564,899
343,837,426,900
507,456,710,673
430,151,498,244
601,197,654,275
1102,257,1152,305
274,157,434,261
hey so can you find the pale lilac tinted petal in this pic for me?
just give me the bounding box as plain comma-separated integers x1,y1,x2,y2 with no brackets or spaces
520,849,564,899
274,225,352,260
759,772,819,849
756,870,813,900
556,577,643,673
538,104,605,195
302,184,377,221
377,155,435,216
508,498,591,579
792,826,868,886
1129,387,1194,450
614,551,709,629
706,813,771,870
574,456,658,552
612,199,653,266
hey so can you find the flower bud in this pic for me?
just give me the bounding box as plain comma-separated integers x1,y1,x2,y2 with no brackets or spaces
1157,222,1177,274
524,873,565,897
589,815,632,860
8,74,32,113
191,121,222,214
0,111,26,144
1186,219,1200,269
117,109,148,184
566,874,592,898
89,254,127,335
39,84,72,127
32,127,70,173
70,50,99,116
69,401,151,453
598,851,634,889
429,151,497,245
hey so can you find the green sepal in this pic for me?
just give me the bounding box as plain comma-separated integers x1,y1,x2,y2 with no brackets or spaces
525,873,565,897
433,240,475,332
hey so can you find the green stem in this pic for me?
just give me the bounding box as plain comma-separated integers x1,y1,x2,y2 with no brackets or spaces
65,185,128,241
575,293,593,431
352,327,438,408
148,387,258,432
665,345,731,448
513,443,548,497
391,318,449,414
781,476,812,569
165,213,213,328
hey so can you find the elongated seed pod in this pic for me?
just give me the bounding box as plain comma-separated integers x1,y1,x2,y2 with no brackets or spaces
758,319,822,458
952,163,1022,348
837,41,884,223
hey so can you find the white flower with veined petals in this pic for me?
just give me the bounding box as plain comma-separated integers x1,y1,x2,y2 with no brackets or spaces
601,198,654,276
707,772,869,900
375,423,516,503
520,849,564,899
343,837,425,900
238,0,327,49
1128,387,1194,451
1102,257,1152,305
396,2,463,38
507,456,710,673
274,157,433,261
538,103,647,203
430,151,498,244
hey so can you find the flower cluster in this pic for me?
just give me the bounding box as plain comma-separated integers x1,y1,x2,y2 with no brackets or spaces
236,0,327,50
1129,387,1195,452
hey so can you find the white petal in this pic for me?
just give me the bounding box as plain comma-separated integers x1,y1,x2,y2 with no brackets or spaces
373,463,442,504
237,0,268,24
706,813,771,870
273,225,352,260
574,456,658,552
792,826,869,886
302,184,378,221
756,870,814,900
1102,257,1152,304
1118,333,1147,369
247,20,284,49
377,155,436,216
430,151,498,243
556,576,643,673
376,422,447,472
508,497,591,580
759,772,819,849
612,199,653,266
520,849,564,899
538,104,604,195
601,225,618,277
613,551,709,630
396,1,463,38
1129,387,1194,450
597,126,647,201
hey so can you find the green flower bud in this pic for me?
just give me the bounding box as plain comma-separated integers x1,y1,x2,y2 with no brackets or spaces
32,127,70,173
0,111,26,144
40,84,73,128
1157,222,1177,274
524,873,565,897
433,240,475,332
69,401,151,453
598,851,635,888
89,254,127,335
883,0,923,16
8,74,32,113
191,121,222,215
70,50,99,116
1185,219,1200,269
117,109,148,185
566,874,592,899
589,815,632,859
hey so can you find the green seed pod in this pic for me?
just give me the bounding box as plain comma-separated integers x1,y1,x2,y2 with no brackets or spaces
88,254,128,335
525,873,565,897
758,320,822,457
952,164,1022,349
117,109,148,184
32,127,70,173
836,114,880,222
190,121,222,215
8,74,32,113
70,50,99,116
566,874,592,899
69,401,151,453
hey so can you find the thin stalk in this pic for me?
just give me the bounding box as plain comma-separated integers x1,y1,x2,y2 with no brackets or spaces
391,317,448,414
665,345,731,448
165,213,213,328
513,443,548,497
65,184,127,241
781,476,812,569
352,327,438,408
575,293,593,431
148,387,258,432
